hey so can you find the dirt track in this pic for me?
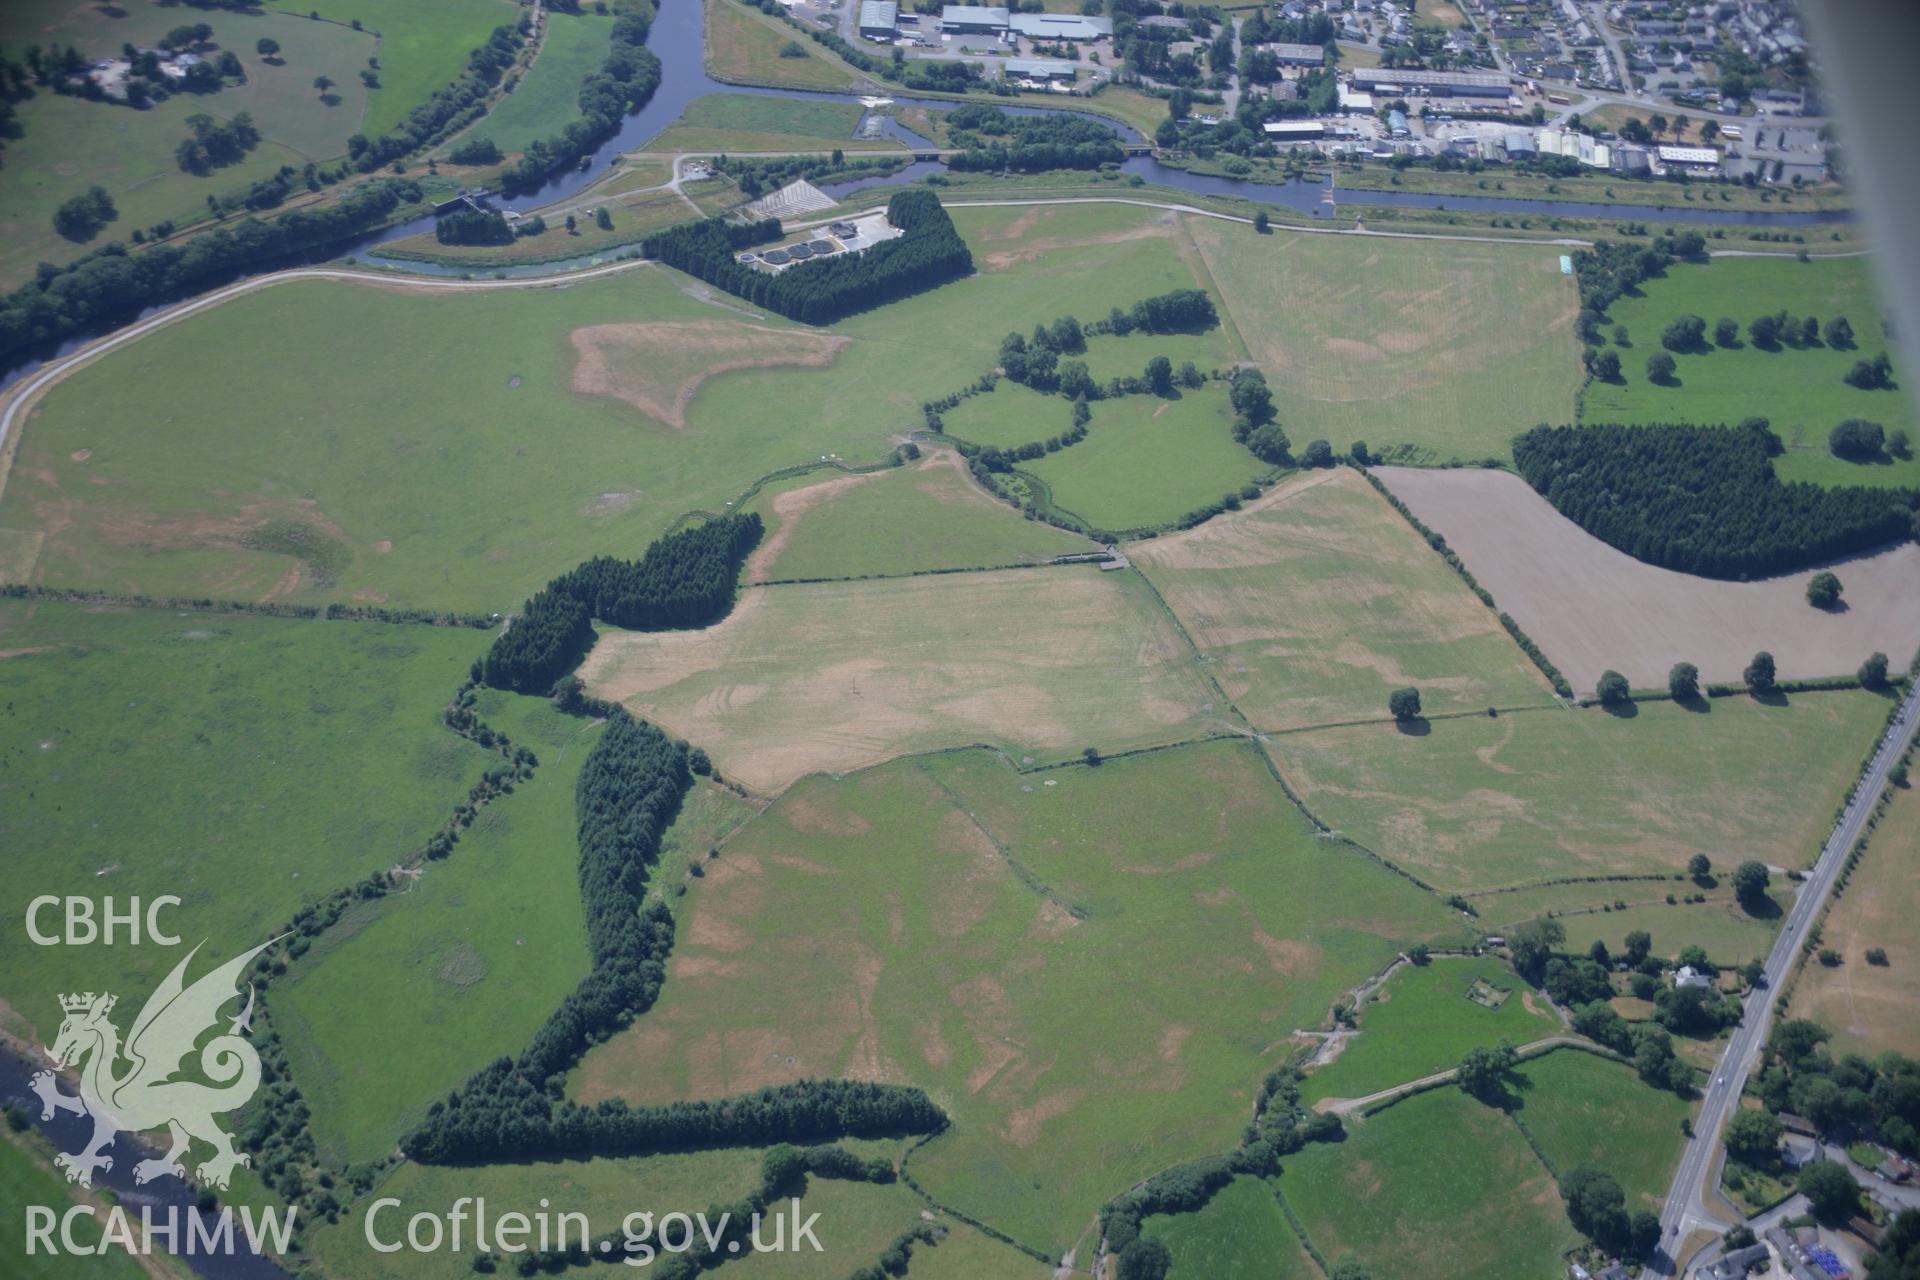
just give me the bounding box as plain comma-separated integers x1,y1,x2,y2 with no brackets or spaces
1377,466,1920,694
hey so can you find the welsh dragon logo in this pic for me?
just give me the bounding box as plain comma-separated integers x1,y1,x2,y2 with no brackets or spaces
30,939,277,1191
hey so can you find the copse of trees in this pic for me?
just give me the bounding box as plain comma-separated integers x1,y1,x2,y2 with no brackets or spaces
642,190,972,326
434,207,514,245
52,186,117,241
1512,422,1920,580
446,136,502,166
1831,419,1886,460
941,104,1125,173
1571,231,1707,315
1229,367,1290,465
480,514,763,693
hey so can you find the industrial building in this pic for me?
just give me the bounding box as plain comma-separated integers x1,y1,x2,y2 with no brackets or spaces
1349,67,1512,98
858,0,898,38
1009,12,1112,39
1655,143,1722,173
1262,41,1327,65
1005,57,1078,82
939,5,1011,34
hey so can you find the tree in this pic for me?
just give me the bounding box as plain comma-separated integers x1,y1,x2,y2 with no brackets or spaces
257,37,281,58
1349,440,1371,465
1669,661,1700,701
1326,1261,1372,1280
1744,651,1776,693
1302,439,1333,467
1623,930,1652,965
1688,853,1712,881
1646,350,1676,382
1799,1161,1861,1224
1715,317,1740,347
1253,210,1270,233
1830,419,1885,460
313,75,334,94
565,213,577,233
595,206,614,231
1116,1238,1171,1280
1561,1166,1632,1252
1750,313,1781,347
1457,1040,1516,1101
1891,427,1912,459
1388,686,1422,722
1824,315,1854,348
1806,571,1843,609
1592,349,1621,381
1082,746,1102,767
1859,651,1890,688
1732,860,1770,908
1509,917,1566,983
1662,314,1706,351
52,187,116,242
1596,670,1631,706
1145,355,1173,395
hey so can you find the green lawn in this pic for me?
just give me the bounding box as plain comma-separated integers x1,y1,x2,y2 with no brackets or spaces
271,690,597,1166
1184,215,1586,464
570,740,1465,1258
1581,255,1915,488
1300,956,1559,1104
1142,1175,1319,1280
0,603,493,1052
1481,882,1794,969
0,1134,150,1280
267,0,517,138
746,451,1095,582
1279,1085,1580,1280
940,383,1086,450
1511,1048,1692,1209
448,8,614,155
1270,692,1891,893
645,92,902,155
1023,390,1266,532
705,0,867,94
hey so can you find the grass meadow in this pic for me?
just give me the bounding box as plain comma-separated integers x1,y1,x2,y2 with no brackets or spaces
1280,1084,1578,1279
4,203,1225,612
941,383,1083,450
1184,217,1585,463
1268,692,1890,893
1478,880,1794,969
1021,389,1266,531
272,691,598,1166
1581,255,1915,488
266,0,517,138
0,1132,148,1280
1793,783,1920,1058
578,565,1227,791
644,92,901,155
449,8,615,155
1510,1048,1692,1209
1299,955,1558,1104
568,741,1465,1257
704,0,867,94
1131,468,1555,731
1141,1175,1318,1280
745,450,1095,582
0,602,494,1050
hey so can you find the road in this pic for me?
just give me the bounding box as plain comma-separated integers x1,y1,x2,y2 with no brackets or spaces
1654,680,1920,1276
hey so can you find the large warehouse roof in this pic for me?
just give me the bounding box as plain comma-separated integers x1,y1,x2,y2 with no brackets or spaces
1350,66,1511,93
1009,13,1113,38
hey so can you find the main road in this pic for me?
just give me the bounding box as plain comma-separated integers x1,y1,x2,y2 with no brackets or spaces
1654,679,1920,1275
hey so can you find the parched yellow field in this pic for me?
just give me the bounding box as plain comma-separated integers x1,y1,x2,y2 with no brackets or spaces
579,565,1227,791
570,319,849,429
1131,468,1553,730
1186,219,1583,463
1794,784,1920,1058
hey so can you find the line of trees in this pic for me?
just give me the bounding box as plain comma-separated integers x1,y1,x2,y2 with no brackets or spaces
0,178,424,362
345,23,525,175
479,513,764,693
1571,231,1707,318
496,6,661,191
643,190,973,326
1512,421,1919,579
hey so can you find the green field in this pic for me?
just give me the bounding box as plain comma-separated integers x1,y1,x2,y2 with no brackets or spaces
1132,468,1555,732
1142,1175,1318,1280
1185,215,1585,464
940,382,1087,450
1511,1048,1691,1209
569,741,1464,1257
0,1134,149,1280
1581,255,1916,487
0,602,493,1047
745,451,1096,582
704,0,867,94
449,8,614,154
645,92,901,155
1269,692,1890,893
271,690,596,1166
1021,389,1268,531
1478,881,1794,969
4,203,1223,612
1300,956,1559,1104
1279,1085,1579,1280
267,0,517,138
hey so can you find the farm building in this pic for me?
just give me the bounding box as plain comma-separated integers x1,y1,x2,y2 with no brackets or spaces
858,0,898,37
1262,41,1327,65
939,5,1011,34
1350,66,1512,98
1009,13,1112,39
1006,57,1079,82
